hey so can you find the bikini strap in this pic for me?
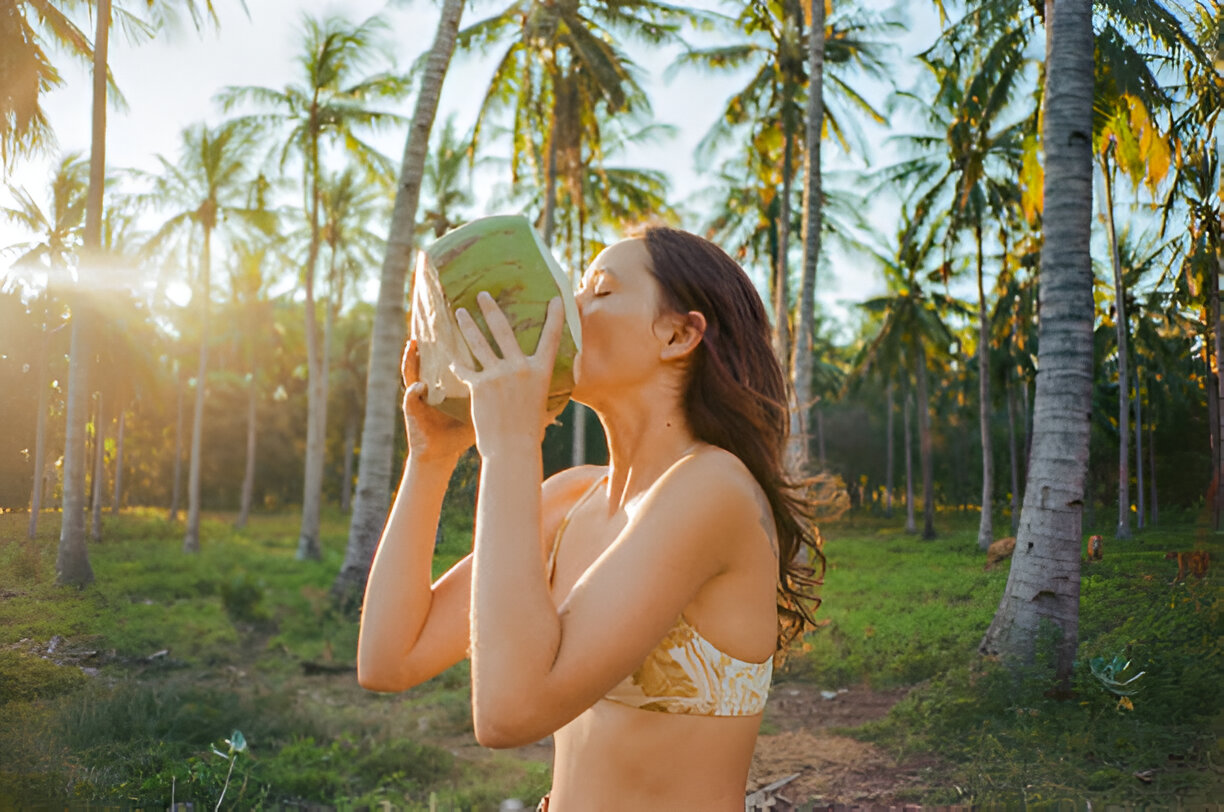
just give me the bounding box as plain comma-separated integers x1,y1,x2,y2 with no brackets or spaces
547,471,608,586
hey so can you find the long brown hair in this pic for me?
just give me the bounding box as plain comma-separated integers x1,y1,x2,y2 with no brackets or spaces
641,226,826,657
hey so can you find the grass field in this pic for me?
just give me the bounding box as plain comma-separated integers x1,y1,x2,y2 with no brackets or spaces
1,505,1219,808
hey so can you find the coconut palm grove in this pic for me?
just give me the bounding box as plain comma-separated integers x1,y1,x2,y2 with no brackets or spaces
0,0,1221,807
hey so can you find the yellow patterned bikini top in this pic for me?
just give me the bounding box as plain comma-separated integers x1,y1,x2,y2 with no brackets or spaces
547,474,772,717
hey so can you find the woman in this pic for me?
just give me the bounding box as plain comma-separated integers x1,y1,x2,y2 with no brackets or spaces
358,227,822,810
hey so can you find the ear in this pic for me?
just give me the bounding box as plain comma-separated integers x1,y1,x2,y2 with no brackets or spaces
658,310,706,362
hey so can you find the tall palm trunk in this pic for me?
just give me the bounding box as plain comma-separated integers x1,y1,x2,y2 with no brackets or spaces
1006,374,1021,534
904,381,917,534
28,290,51,539
981,0,1094,687
976,225,994,550
335,0,464,604
89,392,105,542
236,376,257,529
1148,421,1157,526
169,364,184,520
57,0,109,586
788,0,825,472
1215,255,1224,531
1207,329,1219,521
183,226,212,553
885,378,894,518
1134,368,1144,529
297,141,326,561
915,339,936,539
1100,157,1130,538
774,104,795,369
340,410,357,513
111,407,125,514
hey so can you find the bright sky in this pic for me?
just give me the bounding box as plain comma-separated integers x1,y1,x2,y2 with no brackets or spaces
1,0,938,327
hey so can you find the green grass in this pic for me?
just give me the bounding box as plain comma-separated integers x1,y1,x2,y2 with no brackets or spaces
1,507,1220,807
793,512,1222,805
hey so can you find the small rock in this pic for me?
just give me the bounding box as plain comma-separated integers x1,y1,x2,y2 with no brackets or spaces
47,635,65,653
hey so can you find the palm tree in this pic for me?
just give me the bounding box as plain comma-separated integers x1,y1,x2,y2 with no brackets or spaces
336,0,465,605
417,115,473,240
227,239,277,529
677,0,892,466
883,21,1031,549
459,0,692,466
141,119,267,552
1,152,87,538
57,0,240,585
980,0,1095,687
217,12,410,561
854,212,963,539
0,1,93,171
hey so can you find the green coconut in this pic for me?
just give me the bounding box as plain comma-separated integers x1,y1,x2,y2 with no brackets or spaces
410,214,582,422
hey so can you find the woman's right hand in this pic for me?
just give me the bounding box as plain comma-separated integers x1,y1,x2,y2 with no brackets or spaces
402,339,475,462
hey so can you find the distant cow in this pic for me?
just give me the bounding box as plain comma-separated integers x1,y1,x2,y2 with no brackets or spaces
1087,535,1104,561
984,536,1016,571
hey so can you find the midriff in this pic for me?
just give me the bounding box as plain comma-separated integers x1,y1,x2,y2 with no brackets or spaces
547,697,762,811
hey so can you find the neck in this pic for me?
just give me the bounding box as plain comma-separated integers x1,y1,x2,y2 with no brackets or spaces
587,381,699,511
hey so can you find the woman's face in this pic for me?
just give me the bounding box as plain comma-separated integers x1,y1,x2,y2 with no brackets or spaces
571,238,671,403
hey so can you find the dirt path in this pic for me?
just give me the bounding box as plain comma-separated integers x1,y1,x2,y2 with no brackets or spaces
748,682,945,805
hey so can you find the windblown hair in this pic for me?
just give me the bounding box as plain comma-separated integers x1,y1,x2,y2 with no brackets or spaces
641,226,826,658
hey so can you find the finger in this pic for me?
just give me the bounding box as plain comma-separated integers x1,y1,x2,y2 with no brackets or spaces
532,297,566,367
476,291,524,361
455,306,499,370
401,339,420,386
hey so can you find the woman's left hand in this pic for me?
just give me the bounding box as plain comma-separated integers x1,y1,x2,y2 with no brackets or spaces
450,291,566,458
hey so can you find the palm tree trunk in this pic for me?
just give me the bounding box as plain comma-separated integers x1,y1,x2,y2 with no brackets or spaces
336,0,464,604
90,391,105,542
28,298,50,539
1207,322,1220,530
789,0,826,472
904,381,917,534
774,103,795,369
885,378,894,518
816,405,826,468
1148,420,1158,526
340,410,357,514
183,226,212,553
1006,374,1021,535
1134,368,1144,529
1101,157,1130,539
915,340,936,540
1022,376,1033,474
169,364,184,521
976,225,994,550
111,407,124,514
236,376,257,529
980,0,1093,689
297,151,326,561
56,0,109,586
1215,255,1224,531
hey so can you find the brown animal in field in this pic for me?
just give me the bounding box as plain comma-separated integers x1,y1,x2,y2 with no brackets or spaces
1165,550,1211,583
1087,535,1103,561
984,536,1016,571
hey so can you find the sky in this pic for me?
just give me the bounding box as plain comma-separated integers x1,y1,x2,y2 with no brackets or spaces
1,0,939,329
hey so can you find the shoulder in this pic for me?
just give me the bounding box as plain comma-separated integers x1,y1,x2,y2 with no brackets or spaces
543,464,607,503
663,445,764,507
541,464,607,534
646,446,775,555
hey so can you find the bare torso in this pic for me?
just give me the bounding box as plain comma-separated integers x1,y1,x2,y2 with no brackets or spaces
541,460,777,808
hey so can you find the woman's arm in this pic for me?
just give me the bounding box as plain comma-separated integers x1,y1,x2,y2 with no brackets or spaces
356,449,472,693
357,339,477,692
